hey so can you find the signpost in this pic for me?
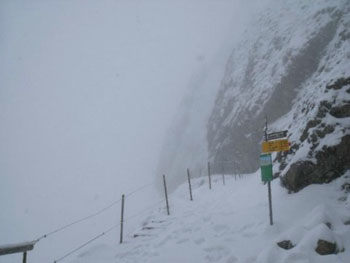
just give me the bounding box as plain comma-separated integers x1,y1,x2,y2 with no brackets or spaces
262,139,290,153
260,153,273,182
266,130,288,141
261,118,290,226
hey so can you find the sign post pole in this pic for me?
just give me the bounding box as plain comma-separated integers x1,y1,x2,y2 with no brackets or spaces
264,117,274,226
261,118,290,226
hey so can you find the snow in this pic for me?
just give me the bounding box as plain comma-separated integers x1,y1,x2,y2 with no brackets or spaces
63,171,350,263
0,240,37,252
0,0,243,262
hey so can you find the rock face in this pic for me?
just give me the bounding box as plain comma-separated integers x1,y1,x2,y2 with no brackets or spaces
156,0,350,191
281,134,350,192
207,1,349,174
278,77,350,192
206,0,350,191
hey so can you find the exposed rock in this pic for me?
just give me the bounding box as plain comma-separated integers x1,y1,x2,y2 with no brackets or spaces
300,119,321,142
330,104,350,118
338,196,347,202
316,101,332,118
344,220,350,225
282,135,350,192
315,125,335,138
281,161,316,192
326,76,350,90
207,11,341,175
315,239,337,255
325,222,332,229
277,240,295,250
341,182,350,193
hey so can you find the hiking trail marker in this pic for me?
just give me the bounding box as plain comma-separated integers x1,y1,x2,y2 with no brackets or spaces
262,139,290,153
261,118,290,226
260,153,273,182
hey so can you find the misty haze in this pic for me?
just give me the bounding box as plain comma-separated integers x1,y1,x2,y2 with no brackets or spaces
1,0,350,263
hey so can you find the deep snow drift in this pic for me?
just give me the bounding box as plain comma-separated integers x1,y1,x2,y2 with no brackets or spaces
62,171,350,263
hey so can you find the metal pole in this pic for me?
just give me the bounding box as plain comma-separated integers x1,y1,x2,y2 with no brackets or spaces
187,168,193,201
222,162,225,185
207,162,212,190
23,252,27,263
265,116,274,225
120,194,125,244
163,175,170,215
268,181,273,225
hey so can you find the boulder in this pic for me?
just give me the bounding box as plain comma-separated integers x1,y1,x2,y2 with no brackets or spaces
315,239,337,255
282,135,350,192
277,240,294,250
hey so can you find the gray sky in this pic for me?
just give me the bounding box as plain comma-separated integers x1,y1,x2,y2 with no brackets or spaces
0,0,250,262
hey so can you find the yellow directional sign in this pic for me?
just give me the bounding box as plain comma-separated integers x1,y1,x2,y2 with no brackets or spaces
262,139,290,153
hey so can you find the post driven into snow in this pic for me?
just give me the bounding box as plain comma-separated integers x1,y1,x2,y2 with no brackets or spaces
163,175,170,215
187,168,193,201
264,116,274,226
207,162,212,190
120,194,125,244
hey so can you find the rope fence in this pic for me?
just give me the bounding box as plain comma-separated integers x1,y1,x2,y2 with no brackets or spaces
1,161,242,263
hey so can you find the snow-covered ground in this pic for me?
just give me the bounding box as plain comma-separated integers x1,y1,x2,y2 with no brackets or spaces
64,171,350,263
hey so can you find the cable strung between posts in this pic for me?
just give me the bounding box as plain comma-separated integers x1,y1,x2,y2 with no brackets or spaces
53,224,118,263
53,198,165,262
125,182,154,198
37,182,154,241
36,198,122,241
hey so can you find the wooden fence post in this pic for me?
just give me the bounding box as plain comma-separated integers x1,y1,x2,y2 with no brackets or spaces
23,252,27,263
207,162,212,190
120,194,125,244
163,175,170,215
187,168,193,201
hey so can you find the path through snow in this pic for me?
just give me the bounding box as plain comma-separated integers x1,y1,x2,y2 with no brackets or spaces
68,172,350,263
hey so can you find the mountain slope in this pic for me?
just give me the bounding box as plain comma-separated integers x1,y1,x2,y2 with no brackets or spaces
157,0,350,192
208,0,350,177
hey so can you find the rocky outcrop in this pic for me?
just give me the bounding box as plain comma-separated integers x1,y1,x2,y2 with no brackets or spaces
279,77,350,192
156,0,350,191
281,135,350,192
207,2,348,176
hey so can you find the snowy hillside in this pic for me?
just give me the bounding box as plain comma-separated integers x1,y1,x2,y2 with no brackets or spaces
158,0,350,191
66,172,350,263
208,0,350,176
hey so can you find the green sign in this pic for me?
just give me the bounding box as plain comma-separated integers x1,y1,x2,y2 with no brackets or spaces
260,153,273,182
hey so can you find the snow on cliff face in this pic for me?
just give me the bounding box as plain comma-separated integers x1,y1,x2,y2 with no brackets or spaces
158,0,350,191
208,0,350,176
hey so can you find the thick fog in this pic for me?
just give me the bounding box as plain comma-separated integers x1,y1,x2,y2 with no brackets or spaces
0,0,261,262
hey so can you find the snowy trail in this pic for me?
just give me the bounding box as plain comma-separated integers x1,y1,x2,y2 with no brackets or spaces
68,172,350,263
